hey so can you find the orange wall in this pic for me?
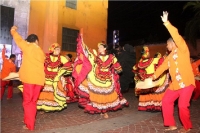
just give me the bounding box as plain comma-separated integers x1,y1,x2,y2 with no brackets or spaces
59,1,108,58
28,1,47,49
28,0,108,60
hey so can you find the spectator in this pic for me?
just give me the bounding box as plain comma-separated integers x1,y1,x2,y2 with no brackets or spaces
0,45,16,100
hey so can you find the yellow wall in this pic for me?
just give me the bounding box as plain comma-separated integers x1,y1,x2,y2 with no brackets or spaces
28,0,108,60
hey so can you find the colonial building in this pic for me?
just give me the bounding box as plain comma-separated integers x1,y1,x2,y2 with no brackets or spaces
0,0,108,68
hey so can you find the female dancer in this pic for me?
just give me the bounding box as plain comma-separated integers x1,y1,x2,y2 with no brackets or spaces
72,31,129,118
37,43,73,112
133,46,170,112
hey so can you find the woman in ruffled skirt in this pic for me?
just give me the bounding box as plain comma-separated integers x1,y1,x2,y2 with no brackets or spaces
72,31,129,118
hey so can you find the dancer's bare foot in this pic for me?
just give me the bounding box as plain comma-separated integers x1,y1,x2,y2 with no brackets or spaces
164,126,177,131
104,113,109,119
100,113,104,116
22,125,28,130
178,127,191,133
23,125,34,131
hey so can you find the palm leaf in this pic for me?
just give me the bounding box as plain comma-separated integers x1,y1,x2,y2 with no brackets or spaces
185,17,200,48
183,1,200,48
183,2,198,10
183,1,200,16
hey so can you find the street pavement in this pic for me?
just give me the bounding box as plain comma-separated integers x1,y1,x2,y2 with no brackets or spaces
1,87,200,133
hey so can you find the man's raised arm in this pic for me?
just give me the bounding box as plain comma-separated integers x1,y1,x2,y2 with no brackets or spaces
161,11,187,52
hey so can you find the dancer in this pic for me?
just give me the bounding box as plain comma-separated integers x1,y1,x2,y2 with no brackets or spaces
72,30,129,118
1,45,16,100
10,26,45,130
190,57,200,101
152,11,195,132
66,54,73,62
37,43,73,112
65,53,78,103
133,46,169,112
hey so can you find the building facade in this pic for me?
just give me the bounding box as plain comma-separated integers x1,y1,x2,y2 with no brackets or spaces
0,0,108,66
28,0,108,57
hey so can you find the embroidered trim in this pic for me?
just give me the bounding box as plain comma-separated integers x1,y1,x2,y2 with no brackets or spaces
37,100,59,107
87,81,114,94
169,49,185,88
138,58,154,69
92,98,127,110
79,84,89,94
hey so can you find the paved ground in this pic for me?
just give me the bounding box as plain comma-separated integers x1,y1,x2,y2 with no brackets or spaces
1,87,200,133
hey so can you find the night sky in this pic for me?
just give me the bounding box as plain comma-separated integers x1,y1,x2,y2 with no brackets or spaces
107,1,195,45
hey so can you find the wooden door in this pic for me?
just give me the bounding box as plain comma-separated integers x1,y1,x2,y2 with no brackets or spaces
0,5,14,45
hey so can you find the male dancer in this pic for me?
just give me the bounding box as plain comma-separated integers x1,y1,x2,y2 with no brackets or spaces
10,26,45,130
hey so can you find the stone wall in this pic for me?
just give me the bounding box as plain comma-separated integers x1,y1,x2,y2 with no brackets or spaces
1,0,30,67
0,0,30,54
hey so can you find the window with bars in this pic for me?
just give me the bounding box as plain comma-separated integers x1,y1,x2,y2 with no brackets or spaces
62,27,79,52
66,0,77,10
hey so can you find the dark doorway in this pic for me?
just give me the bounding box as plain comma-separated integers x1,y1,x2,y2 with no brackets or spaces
0,5,15,45
0,5,15,70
